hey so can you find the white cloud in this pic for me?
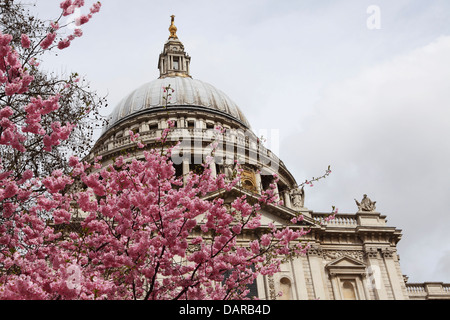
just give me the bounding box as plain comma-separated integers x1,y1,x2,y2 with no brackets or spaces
283,35,450,282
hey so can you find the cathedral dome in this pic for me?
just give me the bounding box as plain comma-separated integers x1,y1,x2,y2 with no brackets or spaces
89,15,298,206
103,76,251,132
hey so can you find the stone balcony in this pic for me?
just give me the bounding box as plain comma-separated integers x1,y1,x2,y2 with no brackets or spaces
406,282,450,300
91,128,283,168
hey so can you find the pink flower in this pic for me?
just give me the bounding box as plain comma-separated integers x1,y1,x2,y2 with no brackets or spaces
5,83,21,96
73,0,85,6
57,39,71,50
60,0,72,10
17,170,33,185
60,1,75,16
0,33,12,46
29,58,40,67
250,240,260,254
128,130,140,142
43,122,75,152
232,224,242,234
53,209,71,224
68,156,80,167
40,32,56,50
75,15,90,26
74,29,83,37
50,22,60,30
21,34,31,49
90,2,102,14
0,106,13,119
260,234,271,246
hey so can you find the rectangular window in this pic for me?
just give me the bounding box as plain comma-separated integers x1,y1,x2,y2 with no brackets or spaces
173,57,179,70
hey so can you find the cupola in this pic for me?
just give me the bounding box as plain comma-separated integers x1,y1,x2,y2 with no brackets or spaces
158,15,191,79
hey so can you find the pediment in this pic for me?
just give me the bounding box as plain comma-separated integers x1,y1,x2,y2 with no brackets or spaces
326,255,367,275
327,256,366,267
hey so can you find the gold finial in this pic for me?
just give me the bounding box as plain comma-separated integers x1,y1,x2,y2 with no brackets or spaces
168,15,178,39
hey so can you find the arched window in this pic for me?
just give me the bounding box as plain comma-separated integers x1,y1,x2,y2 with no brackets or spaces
342,280,357,300
242,179,255,192
279,277,292,300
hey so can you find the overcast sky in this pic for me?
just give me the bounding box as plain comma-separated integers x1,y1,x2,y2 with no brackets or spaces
31,0,450,284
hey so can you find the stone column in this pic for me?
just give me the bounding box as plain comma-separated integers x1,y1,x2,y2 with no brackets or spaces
283,190,291,208
210,161,217,178
361,273,372,300
381,248,408,300
355,276,367,300
329,273,340,299
307,246,328,300
256,274,267,300
255,170,262,194
107,137,114,152
364,248,388,300
291,257,310,300
182,159,190,185
140,121,149,133
178,116,185,128
273,180,280,202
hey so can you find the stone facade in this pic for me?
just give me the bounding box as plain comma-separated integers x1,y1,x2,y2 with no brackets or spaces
86,17,449,300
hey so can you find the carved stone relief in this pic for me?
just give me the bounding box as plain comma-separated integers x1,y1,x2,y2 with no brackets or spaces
323,250,364,261
268,275,277,300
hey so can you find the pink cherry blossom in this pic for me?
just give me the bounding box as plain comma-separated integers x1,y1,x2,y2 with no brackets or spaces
40,32,56,50
21,34,31,49
57,39,71,50
0,1,312,300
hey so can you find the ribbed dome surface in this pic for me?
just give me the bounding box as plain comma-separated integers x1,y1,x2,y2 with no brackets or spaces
104,77,250,132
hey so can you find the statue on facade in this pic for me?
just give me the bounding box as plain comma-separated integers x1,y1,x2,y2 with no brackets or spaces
223,156,236,182
354,194,376,212
290,186,305,209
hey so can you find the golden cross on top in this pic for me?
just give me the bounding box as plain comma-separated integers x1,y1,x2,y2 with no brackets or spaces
169,15,178,39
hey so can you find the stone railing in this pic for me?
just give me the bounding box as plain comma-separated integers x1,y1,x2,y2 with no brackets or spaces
93,128,282,167
312,213,359,227
406,282,450,299
406,283,427,298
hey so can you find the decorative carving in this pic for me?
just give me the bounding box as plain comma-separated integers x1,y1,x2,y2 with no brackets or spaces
290,186,305,209
307,246,323,257
323,250,364,261
381,248,394,259
355,194,377,212
223,157,236,182
268,275,277,300
364,248,379,259
186,244,201,253
240,169,257,193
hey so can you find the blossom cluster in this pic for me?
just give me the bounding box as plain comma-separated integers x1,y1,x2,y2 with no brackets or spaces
53,1,102,50
0,1,315,300
1,119,312,300
0,1,103,299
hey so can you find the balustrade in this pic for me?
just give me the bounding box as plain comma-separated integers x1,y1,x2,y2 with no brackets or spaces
312,214,358,226
94,128,281,165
